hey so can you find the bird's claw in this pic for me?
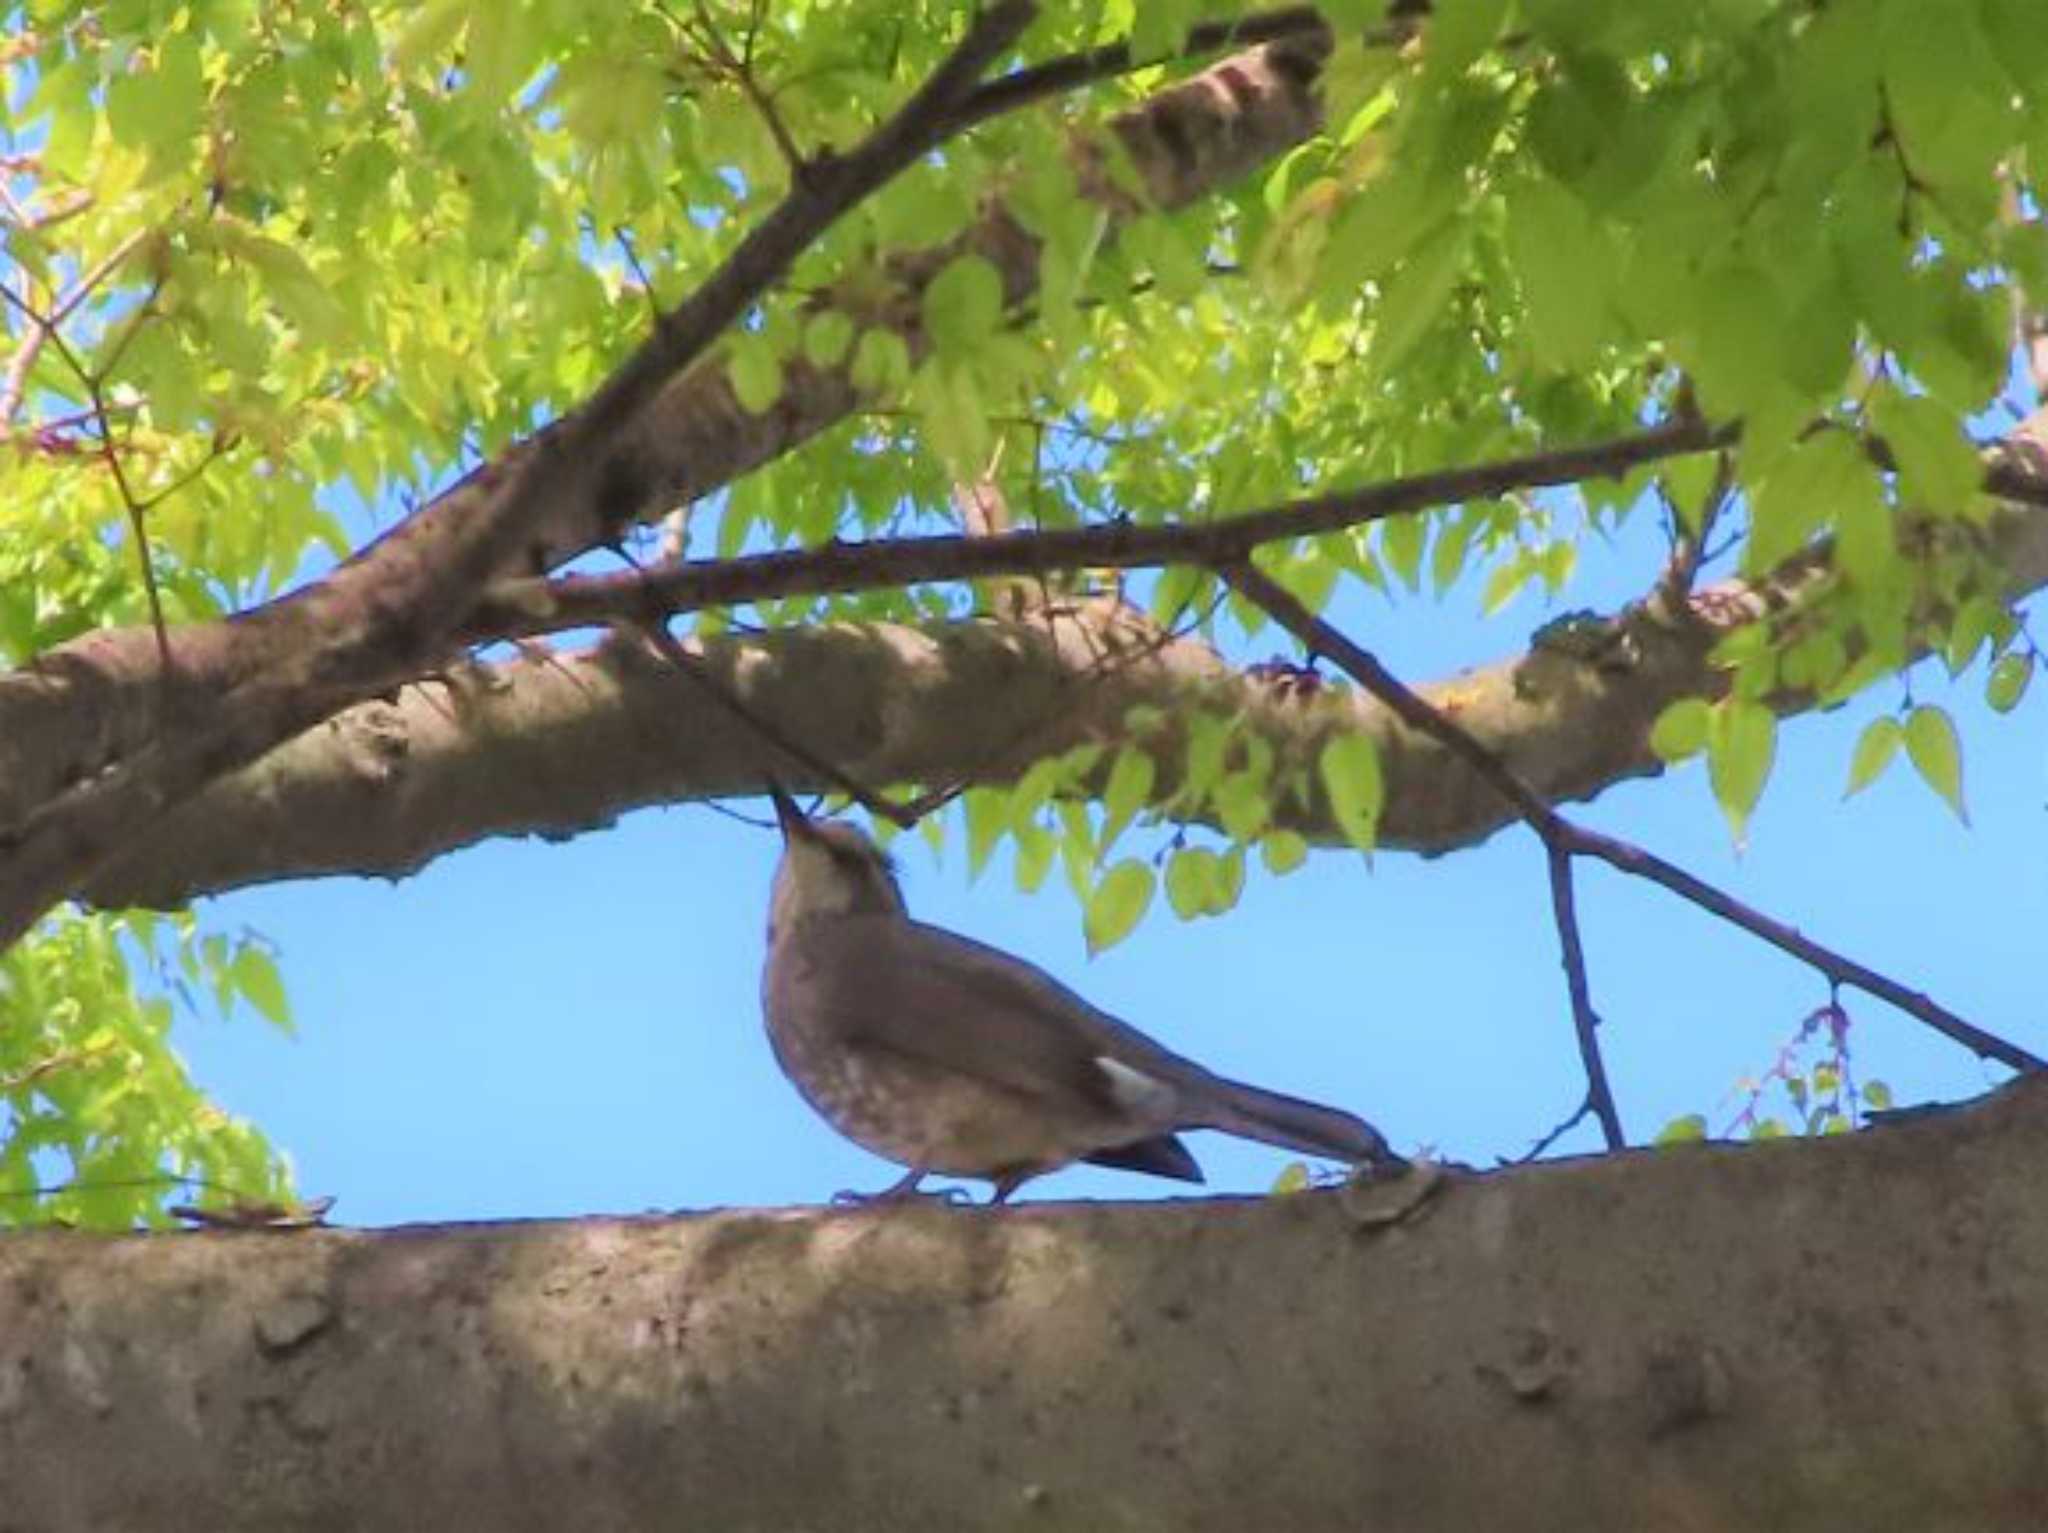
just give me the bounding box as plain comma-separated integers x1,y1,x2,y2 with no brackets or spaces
829,1183,970,1208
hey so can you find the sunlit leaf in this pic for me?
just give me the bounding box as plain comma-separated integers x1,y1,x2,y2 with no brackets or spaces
1084,860,1155,953
1844,715,1902,798
1650,698,1711,763
1319,734,1384,852
1707,698,1775,846
1986,652,2032,713
1903,704,1968,823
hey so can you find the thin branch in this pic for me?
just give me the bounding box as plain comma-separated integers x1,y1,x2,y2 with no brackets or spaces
468,418,1733,640
943,7,1332,137
686,0,809,180
1544,844,1626,1149
1510,1097,1593,1165
631,620,919,828
0,226,150,429
1218,560,2045,1085
1655,449,1735,607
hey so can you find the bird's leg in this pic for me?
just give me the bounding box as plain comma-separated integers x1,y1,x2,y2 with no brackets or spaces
830,1168,969,1206
988,1167,1038,1205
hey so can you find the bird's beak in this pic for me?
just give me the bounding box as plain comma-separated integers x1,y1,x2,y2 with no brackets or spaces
766,779,811,840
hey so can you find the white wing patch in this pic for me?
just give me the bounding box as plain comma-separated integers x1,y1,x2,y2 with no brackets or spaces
1095,1055,1176,1119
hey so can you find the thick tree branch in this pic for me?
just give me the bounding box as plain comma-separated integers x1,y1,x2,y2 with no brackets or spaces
1219,562,2046,1078
78,453,2048,912
0,18,1327,948
5,1078,2048,1529
0,2,1037,949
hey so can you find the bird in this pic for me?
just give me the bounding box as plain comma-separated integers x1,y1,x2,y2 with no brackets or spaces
760,784,1403,1203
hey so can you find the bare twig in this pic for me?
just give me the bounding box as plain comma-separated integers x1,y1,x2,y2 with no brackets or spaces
1511,1097,1594,1165
687,0,809,180
1655,449,1735,607
631,620,919,828
0,226,150,429
1219,560,2044,1094
469,418,1735,640
1544,843,1625,1149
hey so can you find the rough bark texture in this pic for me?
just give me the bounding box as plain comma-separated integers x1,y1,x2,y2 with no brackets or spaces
0,33,1326,932
5,1079,2046,1531
84,474,2048,908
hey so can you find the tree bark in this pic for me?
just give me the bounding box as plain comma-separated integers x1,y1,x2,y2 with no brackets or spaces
82,469,2048,908
5,1079,2046,1531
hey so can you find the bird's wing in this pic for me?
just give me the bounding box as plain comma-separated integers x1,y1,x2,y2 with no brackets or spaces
776,917,1214,1116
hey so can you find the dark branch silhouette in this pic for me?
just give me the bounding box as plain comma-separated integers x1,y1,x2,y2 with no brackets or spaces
1217,561,2045,1121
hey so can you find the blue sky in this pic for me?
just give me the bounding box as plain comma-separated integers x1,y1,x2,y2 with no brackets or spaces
169,474,2045,1225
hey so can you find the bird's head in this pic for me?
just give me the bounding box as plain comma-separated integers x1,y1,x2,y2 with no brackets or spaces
767,783,906,937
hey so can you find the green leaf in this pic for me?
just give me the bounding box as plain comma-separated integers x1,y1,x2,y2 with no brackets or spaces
728,334,783,415
1903,704,1968,823
921,254,1004,359
1013,823,1055,893
1986,652,2033,713
1213,771,1269,842
1182,714,1230,802
1367,224,1467,379
1505,177,1610,370
1871,389,1984,515
1260,830,1308,875
1944,596,2002,676
1100,747,1155,852
1381,514,1426,590
1164,846,1217,919
1707,698,1775,846
963,788,1006,881
1864,1078,1894,1111
1654,1113,1708,1147
803,310,855,368
1269,1161,1312,1195
1319,734,1384,852
850,328,910,394
1085,860,1155,954
222,230,349,346
230,947,292,1033
1426,0,1510,80
1650,698,1711,763
1844,715,1902,798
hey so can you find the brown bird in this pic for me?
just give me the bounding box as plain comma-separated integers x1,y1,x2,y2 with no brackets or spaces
761,786,1402,1202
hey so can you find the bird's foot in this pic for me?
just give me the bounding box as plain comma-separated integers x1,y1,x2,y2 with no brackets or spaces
829,1170,970,1207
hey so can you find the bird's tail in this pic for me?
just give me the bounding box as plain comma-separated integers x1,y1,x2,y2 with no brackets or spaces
1201,1077,1403,1169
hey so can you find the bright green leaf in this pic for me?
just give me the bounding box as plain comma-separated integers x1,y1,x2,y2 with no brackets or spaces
803,310,855,368
1319,734,1384,852
850,328,911,394
1654,1113,1708,1146
1101,747,1155,852
921,254,1003,358
1986,652,2033,713
1085,860,1156,954
1164,846,1217,919
1707,698,1775,846
1844,715,1902,797
1903,704,1968,823
728,335,783,415
963,788,1007,881
1260,830,1308,875
230,947,292,1033
1650,698,1711,763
